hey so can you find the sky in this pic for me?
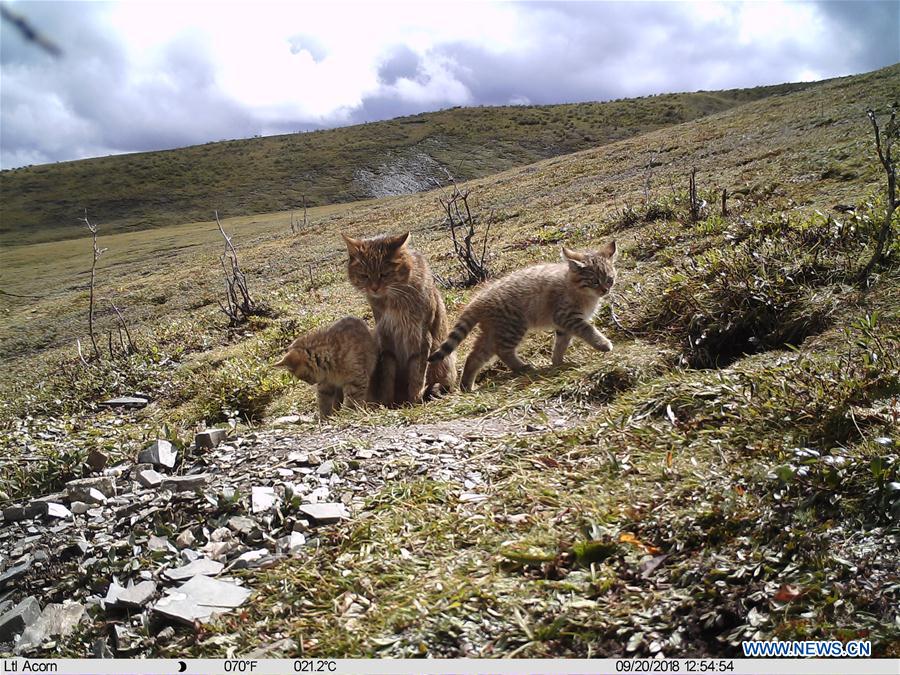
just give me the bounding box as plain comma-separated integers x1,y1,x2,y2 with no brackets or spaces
0,1,897,170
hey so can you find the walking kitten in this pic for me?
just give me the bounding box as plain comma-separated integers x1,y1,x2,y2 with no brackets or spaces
429,242,618,391
342,231,456,405
275,317,376,418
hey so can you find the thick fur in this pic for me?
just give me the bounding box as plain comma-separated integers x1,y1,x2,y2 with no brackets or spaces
342,231,456,405
430,242,618,391
275,317,377,419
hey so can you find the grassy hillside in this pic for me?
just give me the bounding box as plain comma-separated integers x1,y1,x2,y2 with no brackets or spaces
0,64,898,658
0,80,819,246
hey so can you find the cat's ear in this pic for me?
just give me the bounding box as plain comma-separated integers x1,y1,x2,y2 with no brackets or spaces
561,246,586,268
599,240,618,260
387,231,410,250
341,232,361,254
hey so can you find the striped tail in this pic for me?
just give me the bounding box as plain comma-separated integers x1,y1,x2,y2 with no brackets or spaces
429,312,478,362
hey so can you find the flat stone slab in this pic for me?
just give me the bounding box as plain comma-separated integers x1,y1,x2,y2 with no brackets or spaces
195,429,227,450
278,532,306,555
66,477,116,502
3,503,44,522
45,502,72,519
0,596,41,642
251,486,278,513
0,559,33,590
100,396,148,408
136,468,164,488
138,440,177,468
161,474,208,492
227,516,258,535
297,502,349,525
16,602,85,653
112,581,157,609
163,557,223,581
153,576,250,625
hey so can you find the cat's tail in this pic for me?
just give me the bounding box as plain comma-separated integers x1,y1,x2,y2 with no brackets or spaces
428,309,479,362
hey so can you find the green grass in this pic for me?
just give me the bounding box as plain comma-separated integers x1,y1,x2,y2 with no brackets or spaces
0,80,821,246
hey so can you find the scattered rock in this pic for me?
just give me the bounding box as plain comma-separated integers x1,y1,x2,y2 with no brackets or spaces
99,396,148,408
16,602,86,653
137,440,177,469
86,449,109,473
92,636,114,658
316,460,335,477
175,529,196,549
195,429,227,450
147,535,171,552
161,475,208,492
232,549,270,569
298,503,349,525
136,469,164,489
251,486,278,513
45,503,72,519
0,596,41,642
278,532,306,555
227,516,258,535
66,477,116,502
115,581,157,609
246,637,299,658
273,415,301,426
2,503,44,522
0,558,34,590
163,558,224,581
153,576,250,625
155,626,175,643
70,501,90,515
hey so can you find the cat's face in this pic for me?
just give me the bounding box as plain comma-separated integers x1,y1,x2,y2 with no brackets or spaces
342,232,412,298
275,348,317,384
562,241,618,296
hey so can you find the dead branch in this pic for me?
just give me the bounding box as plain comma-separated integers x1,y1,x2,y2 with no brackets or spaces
689,167,699,223
110,301,137,354
859,103,898,284
436,182,493,288
215,211,257,325
78,210,106,361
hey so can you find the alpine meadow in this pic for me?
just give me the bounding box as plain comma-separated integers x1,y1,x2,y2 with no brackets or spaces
0,56,898,660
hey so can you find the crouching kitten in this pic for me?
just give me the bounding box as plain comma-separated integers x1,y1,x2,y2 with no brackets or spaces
275,317,377,418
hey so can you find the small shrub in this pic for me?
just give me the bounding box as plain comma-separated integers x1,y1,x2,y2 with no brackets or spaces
624,213,869,367
192,357,285,423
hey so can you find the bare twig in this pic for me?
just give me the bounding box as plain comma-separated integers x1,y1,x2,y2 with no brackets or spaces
110,301,137,354
859,103,898,284
78,210,106,361
436,180,493,287
689,167,699,223
215,211,257,325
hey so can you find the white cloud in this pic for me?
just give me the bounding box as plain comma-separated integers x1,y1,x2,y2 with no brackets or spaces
0,0,896,169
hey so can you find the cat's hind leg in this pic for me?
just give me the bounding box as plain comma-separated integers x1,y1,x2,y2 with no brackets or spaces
495,318,531,373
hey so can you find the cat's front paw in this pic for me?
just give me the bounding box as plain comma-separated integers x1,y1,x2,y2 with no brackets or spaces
596,337,613,352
